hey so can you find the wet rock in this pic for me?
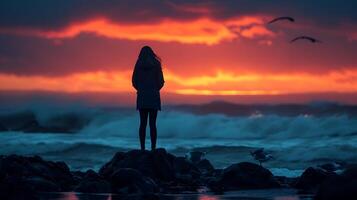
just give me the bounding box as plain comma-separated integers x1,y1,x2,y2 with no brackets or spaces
110,168,158,194
185,151,205,163
315,165,357,200
195,159,214,173
218,162,280,190
23,176,61,192
173,157,200,178
100,148,178,182
0,176,38,200
275,176,299,187
318,162,345,172
295,167,334,193
74,169,111,193
0,154,74,191
71,170,86,185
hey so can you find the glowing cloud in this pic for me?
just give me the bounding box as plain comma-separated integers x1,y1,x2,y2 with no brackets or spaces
1,69,357,95
0,16,273,45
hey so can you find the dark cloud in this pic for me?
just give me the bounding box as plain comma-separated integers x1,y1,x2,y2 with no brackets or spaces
0,34,141,76
0,0,357,76
1,32,357,76
0,0,356,30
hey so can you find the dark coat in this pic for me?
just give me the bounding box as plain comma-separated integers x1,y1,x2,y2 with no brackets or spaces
132,61,164,110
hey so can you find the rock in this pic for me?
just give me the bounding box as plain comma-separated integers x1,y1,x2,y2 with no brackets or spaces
218,162,280,190
0,176,38,200
74,169,111,193
295,167,334,193
315,165,357,200
196,159,214,173
0,123,7,131
275,176,299,187
185,151,205,163
18,119,45,133
0,111,37,131
318,162,345,172
23,176,61,192
173,157,200,178
99,149,177,182
0,154,74,191
71,170,86,185
110,168,158,194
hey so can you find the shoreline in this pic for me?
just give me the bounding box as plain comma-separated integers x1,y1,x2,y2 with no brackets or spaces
0,148,355,200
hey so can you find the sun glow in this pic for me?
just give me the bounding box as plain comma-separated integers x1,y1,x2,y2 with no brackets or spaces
1,69,357,95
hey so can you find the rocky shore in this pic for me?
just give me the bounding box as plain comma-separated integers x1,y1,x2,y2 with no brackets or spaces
0,148,356,200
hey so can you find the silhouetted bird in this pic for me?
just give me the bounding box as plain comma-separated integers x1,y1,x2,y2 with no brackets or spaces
250,148,273,166
290,36,321,43
268,16,295,24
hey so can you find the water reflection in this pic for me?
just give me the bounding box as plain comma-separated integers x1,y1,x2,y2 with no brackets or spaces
39,191,311,200
198,194,220,200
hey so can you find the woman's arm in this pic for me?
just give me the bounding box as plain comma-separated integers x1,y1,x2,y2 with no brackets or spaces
132,67,138,90
158,68,165,90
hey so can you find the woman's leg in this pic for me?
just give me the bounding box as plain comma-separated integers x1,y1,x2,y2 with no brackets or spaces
139,109,149,150
149,109,158,150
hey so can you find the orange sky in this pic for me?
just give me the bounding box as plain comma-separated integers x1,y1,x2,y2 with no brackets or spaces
1,69,357,96
1,1,357,104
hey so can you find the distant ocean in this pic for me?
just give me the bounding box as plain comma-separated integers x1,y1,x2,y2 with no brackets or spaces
1,101,357,177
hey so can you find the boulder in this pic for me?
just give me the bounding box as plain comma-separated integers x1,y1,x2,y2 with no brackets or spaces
110,168,158,194
318,162,344,172
173,157,200,178
23,176,61,192
100,149,180,182
218,162,280,190
195,159,214,173
0,154,74,191
295,167,334,193
74,169,111,193
315,165,357,200
185,151,205,163
0,176,38,200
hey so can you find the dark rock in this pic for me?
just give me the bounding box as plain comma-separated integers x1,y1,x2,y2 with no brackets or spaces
99,149,178,182
196,159,214,173
23,176,61,192
0,176,38,200
295,167,334,193
74,170,111,193
0,111,37,131
71,170,86,185
173,157,200,178
0,123,7,131
110,168,158,194
18,119,45,133
218,162,280,190
318,162,345,172
185,151,205,163
275,176,299,187
0,111,88,133
315,165,357,200
0,154,74,191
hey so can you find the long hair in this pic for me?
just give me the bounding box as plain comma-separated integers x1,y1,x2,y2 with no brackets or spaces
135,46,161,69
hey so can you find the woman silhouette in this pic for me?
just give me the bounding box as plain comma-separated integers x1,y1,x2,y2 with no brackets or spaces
132,46,165,151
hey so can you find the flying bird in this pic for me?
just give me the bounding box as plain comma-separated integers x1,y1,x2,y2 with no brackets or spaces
290,36,321,43
268,16,295,24
250,148,273,166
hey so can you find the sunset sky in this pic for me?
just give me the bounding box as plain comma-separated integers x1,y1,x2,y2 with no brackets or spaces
1,0,357,104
